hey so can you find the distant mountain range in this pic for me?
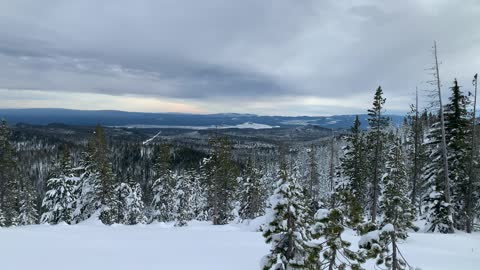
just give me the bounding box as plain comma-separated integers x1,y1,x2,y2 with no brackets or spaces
0,108,405,129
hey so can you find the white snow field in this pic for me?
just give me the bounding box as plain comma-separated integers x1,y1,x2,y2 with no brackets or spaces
0,220,479,270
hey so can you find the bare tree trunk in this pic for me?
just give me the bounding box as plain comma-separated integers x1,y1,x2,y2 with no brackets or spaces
412,88,420,207
371,108,382,223
466,73,478,233
329,130,335,192
328,250,336,270
433,41,453,231
391,232,398,270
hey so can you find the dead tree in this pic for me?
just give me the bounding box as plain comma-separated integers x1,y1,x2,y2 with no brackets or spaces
466,73,478,233
433,41,453,231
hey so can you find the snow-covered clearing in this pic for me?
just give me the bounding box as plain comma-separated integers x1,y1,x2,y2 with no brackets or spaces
0,220,479,270
113,122,278,130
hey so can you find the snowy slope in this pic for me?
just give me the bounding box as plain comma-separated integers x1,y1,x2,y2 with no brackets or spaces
0,221,478,270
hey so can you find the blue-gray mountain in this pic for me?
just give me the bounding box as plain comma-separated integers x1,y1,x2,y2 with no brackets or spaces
0,108,404,129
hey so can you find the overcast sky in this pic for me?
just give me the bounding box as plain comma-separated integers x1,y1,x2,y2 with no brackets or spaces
0,0,479,116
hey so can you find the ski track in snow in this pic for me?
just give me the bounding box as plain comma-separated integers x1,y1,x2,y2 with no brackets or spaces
142,131,162,145
0,220,479,270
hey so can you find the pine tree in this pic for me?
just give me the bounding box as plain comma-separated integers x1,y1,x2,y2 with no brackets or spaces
261,163,310,270
361,138,417,270
239,157,265,220
73,125,116,225
421,119,454,233
0,209,5,226
366,87,389,223
416,109,431,214
73,144,101,223
41,146,77,224
0,119,21,226
94,125,117,225
191,166,209,221
124,180,146,225
207,136,238,225
114,182,130,223
151,144,176,222
332,176,363,229
0,119,9,205
305,146,321,214
308,208,365,270
359,223,409,270
336,116,368,222
380,139,417,238
444,79,471,230
18,179,38,225
174,172,193,227
406,90,427,211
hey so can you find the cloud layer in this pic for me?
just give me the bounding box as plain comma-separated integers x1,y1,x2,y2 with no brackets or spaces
1,0,479,115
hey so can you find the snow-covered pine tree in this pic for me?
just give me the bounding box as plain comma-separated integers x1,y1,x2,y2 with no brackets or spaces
114,182,130,223
306,128,369,269
0,209,5,226
406,90,428,211
190,166,209,221
2,168,20,227
151,144,176,222
207,136,238,225
305,145,321,215
335,115,367,223
308,208,366,270
359,224,404,270
359,138,417,270
421,117,454,233
239,157,265,221
73,144,101,223
381,138,417,237
18,179,38,225
366,87,389,223
415,109,432,214
93,125,117,225
124,179,146,225
73,125,116,225
444,79,471,230
41,146,77,224
0,119,21,227
261,162,310,270
174,172,193,227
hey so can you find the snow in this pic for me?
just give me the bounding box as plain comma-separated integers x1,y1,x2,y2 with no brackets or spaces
388,232,480,270
381,223,395,232
314,208,329,220
142,131,162,145
112,122,278,130
358,229,380,246
231,122,278,129
0,221,479,270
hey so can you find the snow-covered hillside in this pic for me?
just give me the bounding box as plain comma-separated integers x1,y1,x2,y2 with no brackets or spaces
0,221,478,270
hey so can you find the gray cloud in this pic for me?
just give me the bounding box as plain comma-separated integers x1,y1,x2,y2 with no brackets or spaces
0,0,479,115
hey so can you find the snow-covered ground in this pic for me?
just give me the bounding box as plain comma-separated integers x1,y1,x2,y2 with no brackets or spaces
0,220,479,270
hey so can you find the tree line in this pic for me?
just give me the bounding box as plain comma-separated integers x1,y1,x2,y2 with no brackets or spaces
260,72,480,269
